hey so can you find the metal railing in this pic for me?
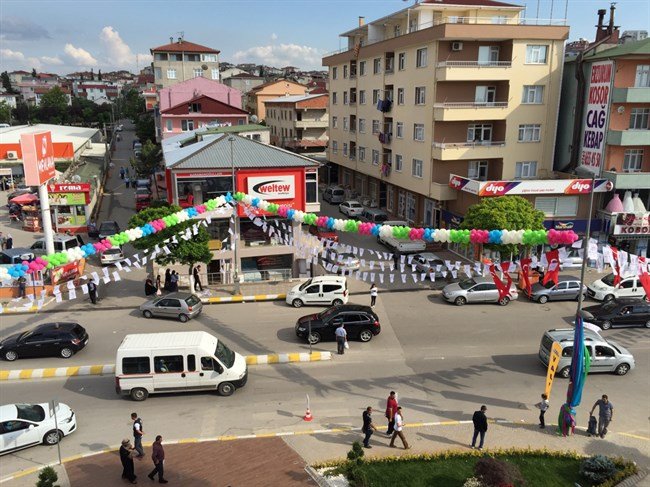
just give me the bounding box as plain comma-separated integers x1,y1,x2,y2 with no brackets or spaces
436,61,512,68
433,101,508,109
433,141,506,149
207,268,293,285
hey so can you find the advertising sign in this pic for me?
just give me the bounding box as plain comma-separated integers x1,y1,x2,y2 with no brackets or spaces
544,341,563,398
237,169,305,216
20,131,56,186
49,193,86,205
51,259,85,286
247,175,296,200
448,175,614,197
579,60,614,174
614,213,650,235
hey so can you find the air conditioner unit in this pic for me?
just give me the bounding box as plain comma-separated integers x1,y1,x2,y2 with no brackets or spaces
451,42,464,51
6,151,18,160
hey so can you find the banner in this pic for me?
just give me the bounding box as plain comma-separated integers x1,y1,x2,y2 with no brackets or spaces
545,341,562,398
580,60,614,174
20,131,56,186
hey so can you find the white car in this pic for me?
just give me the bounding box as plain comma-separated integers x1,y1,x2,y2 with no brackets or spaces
1,403,77,455
411,252,445,275
100,247,124,266
587,274,646,302
339,200,364,217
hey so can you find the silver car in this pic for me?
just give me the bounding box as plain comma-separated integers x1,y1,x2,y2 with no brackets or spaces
442,276,519,306
339,200,364,217
100,247,124,266
527,277,587,303
411,252,445,277
140,293,203,323
322,251,361,272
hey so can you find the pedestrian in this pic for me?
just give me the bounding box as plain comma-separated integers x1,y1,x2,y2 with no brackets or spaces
148,435,168,483
76,234,85,246
125,176,130,188
470,405,488,450
370,283,378,308
170,271,179,292
589,394,614,439
120,166,125,179
145,277,157,296
335,321,347,355
0,232,5,250
5,233,13,250
131,412,145,458
126,167,130,178
389,406,410,449
156,274,162,293
362,406,378,449
535,393,550,429
119,438,138,484
193,265,203,292
164,269,171,291
385,391,399,435
88,279,98,304
17,276,27,298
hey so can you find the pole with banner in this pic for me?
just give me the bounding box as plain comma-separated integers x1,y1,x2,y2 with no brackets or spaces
544,341,562,398
49,399,62,465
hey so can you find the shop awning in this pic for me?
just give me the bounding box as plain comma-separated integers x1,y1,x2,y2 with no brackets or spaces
10,193,38,204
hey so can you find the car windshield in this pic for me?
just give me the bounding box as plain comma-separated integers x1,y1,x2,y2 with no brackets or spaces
185,295,200,306
299,279,313,291
16,404,45,422
99,222,117,232
600,273,616,286
319,307,339,320
215,340,235,369
374,214,388,223
104,248,122,256
601,300,618,311
458,278,477,290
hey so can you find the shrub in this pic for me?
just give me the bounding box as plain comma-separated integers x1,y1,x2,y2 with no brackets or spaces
347,441,365,462
474,457,525,487
36,466,59,487
580,455,617,484
463,477,487,487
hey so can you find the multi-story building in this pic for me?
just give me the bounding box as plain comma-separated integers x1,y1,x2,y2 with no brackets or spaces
246,79,307,121
151,37,220,90
323,0,578,236
265,93,329,155
222,72,265,94
72,82,120,103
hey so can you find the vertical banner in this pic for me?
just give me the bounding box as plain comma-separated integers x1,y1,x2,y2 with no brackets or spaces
544,341,562,398
579,60,614,175
20,131,56,185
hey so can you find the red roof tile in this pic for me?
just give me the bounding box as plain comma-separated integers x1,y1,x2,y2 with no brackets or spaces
150,40,220,54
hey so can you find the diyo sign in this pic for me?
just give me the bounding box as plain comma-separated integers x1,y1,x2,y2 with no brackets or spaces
579,60,613,174
21,131,56,186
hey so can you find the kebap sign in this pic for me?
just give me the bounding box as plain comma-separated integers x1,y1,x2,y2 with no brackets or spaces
20,131,56,186
614,213,650,235
580,61,614,174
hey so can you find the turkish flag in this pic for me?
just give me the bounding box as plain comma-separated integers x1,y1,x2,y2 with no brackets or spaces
520,258,532,295
611,247,621,286
638,257,650,300
542,250,560,286
490,264,511,301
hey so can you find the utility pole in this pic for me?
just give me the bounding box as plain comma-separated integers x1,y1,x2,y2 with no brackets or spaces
229,136,241,295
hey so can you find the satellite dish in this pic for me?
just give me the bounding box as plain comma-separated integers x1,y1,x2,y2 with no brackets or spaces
250,115,259,123
202,64,208,70
72,175,82,183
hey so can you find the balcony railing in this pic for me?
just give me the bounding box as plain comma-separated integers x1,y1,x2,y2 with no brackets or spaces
434,101,508,109
436,61,512,68
433,141,505,149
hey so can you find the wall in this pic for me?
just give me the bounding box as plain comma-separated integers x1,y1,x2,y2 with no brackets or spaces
158,77,242,111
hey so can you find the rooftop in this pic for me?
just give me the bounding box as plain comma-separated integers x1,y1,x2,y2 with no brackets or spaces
587,37,650,60
250,78,307,92
151,40,220,54
264,93,328,104
0,124,100,150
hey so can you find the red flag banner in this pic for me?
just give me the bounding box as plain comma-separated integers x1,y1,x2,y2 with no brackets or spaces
489,264,511,300
542,250,560,286
638,257,650,299
520,258,532,295
611,247,621,286
500,261,513,290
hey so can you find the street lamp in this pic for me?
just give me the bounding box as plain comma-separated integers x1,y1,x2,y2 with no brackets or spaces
229,136,241,295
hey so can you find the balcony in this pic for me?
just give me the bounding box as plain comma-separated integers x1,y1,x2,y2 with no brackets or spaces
432,141,505,161
601,170,650,190
433,102,508,121
611,87,650,103
295,119,328,129
436,61,512,81
284,137,328,149
607,129,650,146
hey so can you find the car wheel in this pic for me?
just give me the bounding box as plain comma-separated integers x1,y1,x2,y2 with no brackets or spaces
218,382,235,396
3,350,17,361
359,329,373,342
604,294,615,302
143,310,153,319
615,363,630,376
537,295,549,304
332,299,343,306
43,430,62,445
60,347,74,359
454,296,467,306
601,320,612,330
498,297,510,306
645,320,650,329
130,388,148,401
178,314,189,323
292,299,304,308
558,366,571,379
307,332,321,344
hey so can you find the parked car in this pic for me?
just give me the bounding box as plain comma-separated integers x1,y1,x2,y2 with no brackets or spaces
135,188,152,210
95,220,120,240
539,328,635,378
30,235,78,256
322,251,361,273
339,200,364,217
323,186,345,204
442,276,519,306
360,208,389,224
115,124,123,132
0,323,88,361
139,293,203,323
583,299,650,330
295,304,381,344
286,276,348,308
0,248,34,265
308,225,339,243
100,247,124,266
0,402,77,455
526,277,587,303
587,273,647,302
378,235,426,255
411,253,445,276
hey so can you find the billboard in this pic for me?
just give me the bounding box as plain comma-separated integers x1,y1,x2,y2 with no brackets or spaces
237,169,304,216
448,175,614,197
21,131,56,186
614,212,650,235
579,61,614,175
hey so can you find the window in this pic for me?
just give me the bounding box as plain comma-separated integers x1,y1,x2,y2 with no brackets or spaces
468,161,488,180
165,120,172,132
358,118,366,133
416,48,428,67
181,120,194,131
343,91,348,104
406,192,416,222
515,161,538,179
398,52,406,70
387,185,394,211
415,87,426,105
122,357,150,375
201,54,217,62
372,120,380,134
332,67,338,79
630,108,649,129
359,60,366,76
358,147,366,161
413,123,425,141
332,116,338,128
166,68,177,79
397,88,404,105
535,196,578,216
332,93,337,105
526,45,548,64
343,143,348,156
343,117,348,130
412,158,423,178
332,141,338,154
193,68,203,78
154,355,184,373
373,58,382,74
154,67,162,80
211,69,219,80
467,124,492,143
623,149,644,172
343,65,348,78
187,355,196,372
306,171,318,203
522,85,544,104
395,154,403,172
373,89,380,105
359,90,366,104
154,53,168,61
475,86,496,104
189,102,202,113
396,122,404,138
636,65,650,87
372,149,380,165
518,124,541,142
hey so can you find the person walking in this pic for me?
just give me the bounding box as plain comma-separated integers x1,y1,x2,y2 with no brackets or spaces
335,321,347,355
385,391,399,435
120,166,125,179
193,265,203,292
370,283,378,308
148,435,168,483
535,393,550,429
0,232,5,250
131,412,145,458
471,405,488,450
362,406,378,448
145,277,157,296
156,274,162,293
119,438,138,484
590,394,614,439
88,279,98,304
164,269,171,291
5,234,13,250
170,271,179,292
125,176,131,189
389,406,410,449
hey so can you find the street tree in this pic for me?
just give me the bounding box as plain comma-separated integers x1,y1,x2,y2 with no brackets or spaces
135,114,156,143
134,139,162,177
98,69,102,81
38,86,69,124
90,68,94,80
122,88,145,120
12,101,31,124
0,101,11,123
1,71,16,94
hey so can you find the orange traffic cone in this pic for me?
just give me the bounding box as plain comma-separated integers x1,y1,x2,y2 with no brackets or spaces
303,408,313,422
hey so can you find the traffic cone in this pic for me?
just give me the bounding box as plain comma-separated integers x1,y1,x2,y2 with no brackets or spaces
303,408,313,422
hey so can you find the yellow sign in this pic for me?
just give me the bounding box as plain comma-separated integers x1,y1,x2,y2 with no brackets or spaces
208,239,223,251
544,341,563,398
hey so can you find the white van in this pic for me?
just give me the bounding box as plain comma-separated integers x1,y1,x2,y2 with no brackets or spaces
286,276,348,308
115,332,248,401
587,273,646,302
323,187,345,204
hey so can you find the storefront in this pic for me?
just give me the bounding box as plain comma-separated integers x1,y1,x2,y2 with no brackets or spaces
601,212,649,257
47,183,91,234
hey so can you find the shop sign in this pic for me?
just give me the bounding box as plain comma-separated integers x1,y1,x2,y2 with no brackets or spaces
49,193,86,205
176,172,231,178
554,221,574,230
614,213,650,235
48,183,91,193
51,261,82,286
247,175,295,199
449,174,613,197
21,131,56,186
448,175,479,194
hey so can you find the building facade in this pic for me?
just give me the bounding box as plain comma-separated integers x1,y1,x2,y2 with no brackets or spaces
151,38,220,90
246,79,308,121
160,95,249,138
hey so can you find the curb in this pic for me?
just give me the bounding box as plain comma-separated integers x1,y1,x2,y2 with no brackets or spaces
0,305,39,315
0,351,331,381
204,293,286,304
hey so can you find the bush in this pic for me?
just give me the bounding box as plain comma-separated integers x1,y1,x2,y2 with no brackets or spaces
36,466,59,487
598,458,638,487
580,455,617,484
347,441,365,462
474,457,525,487
463,477,486,487
346,442,368,487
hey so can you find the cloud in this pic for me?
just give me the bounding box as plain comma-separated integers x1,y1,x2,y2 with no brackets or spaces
0,16,50,41
99,26,152,67
41,56,64,65
64,43,98,66
270,33,278,41
27,57,42,70
1,48,25,61
232,43,323,70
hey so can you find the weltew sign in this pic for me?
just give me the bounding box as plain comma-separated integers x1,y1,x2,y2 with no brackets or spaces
21,131,56,186
247,175,296,200
579,60,614,174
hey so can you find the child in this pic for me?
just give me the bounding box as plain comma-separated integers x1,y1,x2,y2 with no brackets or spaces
535,393,550,429
587,415,598,437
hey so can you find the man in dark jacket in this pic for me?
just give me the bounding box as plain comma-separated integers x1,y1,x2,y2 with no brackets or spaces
148,435,168,483
362,406,377,448
119,438,137,484
471,405,488,450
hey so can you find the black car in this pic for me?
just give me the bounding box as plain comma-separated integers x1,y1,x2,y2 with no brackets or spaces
295,304,381,344
583,299,650,330
93,220,120,240
0,323,88,361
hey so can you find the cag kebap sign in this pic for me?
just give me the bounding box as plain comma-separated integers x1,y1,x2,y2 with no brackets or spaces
580,60,614,174
21,131,56,186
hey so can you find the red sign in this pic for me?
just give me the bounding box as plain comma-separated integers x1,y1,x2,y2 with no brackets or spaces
236,168,305,217
176,172,231,178
51,260,82,286
21,131,56,186
48,183,91,193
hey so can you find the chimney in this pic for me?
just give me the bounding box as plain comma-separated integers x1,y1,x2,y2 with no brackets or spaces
178,37,182,44
358,16,365,27
595,9,607,42
170,36,173,44
608,3,615,32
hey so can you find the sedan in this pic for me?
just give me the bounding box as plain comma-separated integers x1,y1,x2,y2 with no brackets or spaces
308,225,339,243
442,276,518,306
295,304,381,344
0,323,88,361
322,251,361,273
583,299,650,330
411,252,445,276
526,277,587,303
100,247,124,266
94,220,120,240
140,292,203,323
0,403,77,455
339,200,364,217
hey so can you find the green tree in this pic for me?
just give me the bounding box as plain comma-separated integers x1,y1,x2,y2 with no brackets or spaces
135,114,156,143
12,101,31,124
134,139,162,177
97,69,102,81
122,88,145,120
1,71,16,94
31,68,37,78
90,68,94,80
38,86,69,124
36,466,59,487
0,101,11,123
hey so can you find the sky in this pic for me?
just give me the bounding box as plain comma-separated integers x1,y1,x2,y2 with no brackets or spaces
1,0,649,75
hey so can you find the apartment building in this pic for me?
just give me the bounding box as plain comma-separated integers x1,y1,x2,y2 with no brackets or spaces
246,79,308,121
323,0,574,231
151,37,220,90
265,93,329,155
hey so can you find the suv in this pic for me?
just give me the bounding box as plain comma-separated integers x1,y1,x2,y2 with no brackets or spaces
0,323,88,361
360,208,389,224
295,304,381,344
583,299,650,330
323,187,345,204
93,220,120,240
31,235,78,255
